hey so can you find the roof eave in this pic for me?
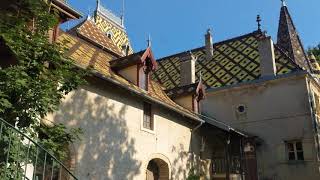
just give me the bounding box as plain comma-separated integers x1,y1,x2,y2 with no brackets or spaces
51,0,82,20
92,71,205,124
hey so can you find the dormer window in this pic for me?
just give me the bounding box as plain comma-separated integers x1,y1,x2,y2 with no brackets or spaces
106,31,113,39
139,58,153,91
139,65,149,91
109,47,157,91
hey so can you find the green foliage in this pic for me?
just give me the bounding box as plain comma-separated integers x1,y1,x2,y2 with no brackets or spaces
37,124,83,160
186,168,201,180
0,0,86,175
308,43,320,61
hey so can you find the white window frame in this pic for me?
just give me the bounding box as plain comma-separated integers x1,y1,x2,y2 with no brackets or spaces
285,141,304,161
141,102,155,134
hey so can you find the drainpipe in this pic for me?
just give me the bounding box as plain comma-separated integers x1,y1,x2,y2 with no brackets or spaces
191,121,204,133
190,121,204,168
306,77,319,161
225,133,231,180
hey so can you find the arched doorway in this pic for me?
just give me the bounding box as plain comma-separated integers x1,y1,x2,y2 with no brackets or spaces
146,158,169,180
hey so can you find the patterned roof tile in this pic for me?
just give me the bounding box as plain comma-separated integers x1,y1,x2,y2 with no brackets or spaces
72,19,123,56
57,31,198,120
152,31,301,90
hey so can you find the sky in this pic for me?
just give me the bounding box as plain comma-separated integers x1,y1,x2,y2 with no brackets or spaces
63,0,320,58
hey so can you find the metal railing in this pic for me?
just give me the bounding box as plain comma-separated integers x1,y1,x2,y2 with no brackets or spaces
212,156,242,174
0,118,78,180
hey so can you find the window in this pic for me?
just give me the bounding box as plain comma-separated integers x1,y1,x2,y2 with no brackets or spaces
139,66,149,91
143,103,153,130
236,104,246,114
286,141,304,161
106,31,113,39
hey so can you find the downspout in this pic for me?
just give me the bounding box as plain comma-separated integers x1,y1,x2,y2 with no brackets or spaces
190,120,204,173
191,121,204,133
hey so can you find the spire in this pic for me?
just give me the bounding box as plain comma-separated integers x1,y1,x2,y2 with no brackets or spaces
277,1,309,70
281,0,286,7
96,0,100,8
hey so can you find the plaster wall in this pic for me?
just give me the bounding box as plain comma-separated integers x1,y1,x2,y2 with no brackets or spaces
47,79,203,180
202,75,320,180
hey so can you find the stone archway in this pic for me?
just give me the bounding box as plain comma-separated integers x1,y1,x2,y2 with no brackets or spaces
146,158,169,180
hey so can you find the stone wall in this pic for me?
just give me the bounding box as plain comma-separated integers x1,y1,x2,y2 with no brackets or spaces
202,74,320,180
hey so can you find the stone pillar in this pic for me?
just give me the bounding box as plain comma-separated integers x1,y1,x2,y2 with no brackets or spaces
205,29,214,61
258,36,276,77
180,51,197,86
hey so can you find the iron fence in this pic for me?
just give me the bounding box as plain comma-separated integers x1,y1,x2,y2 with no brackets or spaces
212,156,242,174
0,118,78,180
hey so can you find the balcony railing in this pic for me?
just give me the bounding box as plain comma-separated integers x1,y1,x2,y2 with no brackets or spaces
0,118,78,180
212,156,242,174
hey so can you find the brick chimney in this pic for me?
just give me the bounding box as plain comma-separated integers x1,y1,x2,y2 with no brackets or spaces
180,51,197,86
258,36,276,77
205,29,214,61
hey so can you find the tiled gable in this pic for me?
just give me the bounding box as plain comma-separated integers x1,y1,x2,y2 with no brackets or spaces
68,19,123,56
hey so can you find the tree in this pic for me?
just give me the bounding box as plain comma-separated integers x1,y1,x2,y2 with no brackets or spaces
308,43,320,61
0,0,86,177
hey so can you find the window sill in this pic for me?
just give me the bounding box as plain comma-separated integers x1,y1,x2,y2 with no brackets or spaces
141,127,156,135
285,160,306,165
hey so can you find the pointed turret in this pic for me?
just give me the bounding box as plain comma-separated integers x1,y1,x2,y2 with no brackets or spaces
277,0,309,70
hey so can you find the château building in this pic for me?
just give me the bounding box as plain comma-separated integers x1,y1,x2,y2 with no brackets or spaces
1,0,319,180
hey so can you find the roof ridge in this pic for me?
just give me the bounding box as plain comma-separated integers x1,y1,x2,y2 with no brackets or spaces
157,30,262,62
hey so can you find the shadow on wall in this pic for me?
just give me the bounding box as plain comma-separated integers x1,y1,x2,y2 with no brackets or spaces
53,85,141,180
171,143,207,180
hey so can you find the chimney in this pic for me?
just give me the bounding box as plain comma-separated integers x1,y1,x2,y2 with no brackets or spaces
205,29,214,60
258,36,276,77
180,51,197,86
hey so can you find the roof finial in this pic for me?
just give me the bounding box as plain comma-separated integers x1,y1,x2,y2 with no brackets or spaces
87,7,92,20
281,0,286,7
120,0,125,26
147,34,152,47
256,14,262,31
96,0,100,7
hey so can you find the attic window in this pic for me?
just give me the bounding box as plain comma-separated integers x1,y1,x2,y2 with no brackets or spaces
106,31,113,39
138,66,149,91
139,59,152,91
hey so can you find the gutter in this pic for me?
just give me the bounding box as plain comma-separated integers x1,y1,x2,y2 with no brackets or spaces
51,0,83,19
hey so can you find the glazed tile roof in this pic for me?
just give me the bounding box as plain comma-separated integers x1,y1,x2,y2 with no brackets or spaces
95,13,134,55
152,31,301,90
277,5,309,70
56,31,200,121
68,19,123,56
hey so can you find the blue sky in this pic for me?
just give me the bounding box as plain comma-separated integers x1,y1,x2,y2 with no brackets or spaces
64,0,320,58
